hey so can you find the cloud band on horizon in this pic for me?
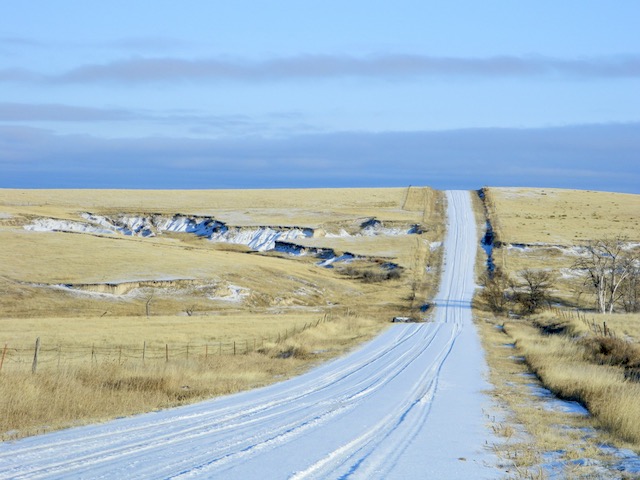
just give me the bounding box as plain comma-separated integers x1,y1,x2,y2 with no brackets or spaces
1,122,638,193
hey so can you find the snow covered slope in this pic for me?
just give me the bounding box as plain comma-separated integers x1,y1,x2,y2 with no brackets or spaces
0,190,497,479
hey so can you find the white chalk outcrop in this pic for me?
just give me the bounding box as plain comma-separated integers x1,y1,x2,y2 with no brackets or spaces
24,214,420,256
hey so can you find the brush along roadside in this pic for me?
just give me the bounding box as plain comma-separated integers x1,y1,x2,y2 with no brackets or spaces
474,311,640,479
0,312,385,441
506,312,640,446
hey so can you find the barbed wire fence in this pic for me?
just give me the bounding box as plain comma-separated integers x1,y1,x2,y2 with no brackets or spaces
549,307,618,339
0,314,337,374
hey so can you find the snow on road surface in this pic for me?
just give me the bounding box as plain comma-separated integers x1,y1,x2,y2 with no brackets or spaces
0,190,497,479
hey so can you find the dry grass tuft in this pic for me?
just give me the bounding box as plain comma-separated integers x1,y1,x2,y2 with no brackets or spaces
0,313,384,441
580,336,640,368
506,319,640,447
473,313,622,478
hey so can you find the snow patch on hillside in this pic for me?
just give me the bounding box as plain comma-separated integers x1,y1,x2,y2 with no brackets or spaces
24,214,313,252
25,218,115,235
209,284,249,302
210,226,312,252
24,213,420,254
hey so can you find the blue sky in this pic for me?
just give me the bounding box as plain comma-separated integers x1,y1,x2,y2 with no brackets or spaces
1,1,639,192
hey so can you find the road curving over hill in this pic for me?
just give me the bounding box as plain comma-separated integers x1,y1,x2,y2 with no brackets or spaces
0,190,497,479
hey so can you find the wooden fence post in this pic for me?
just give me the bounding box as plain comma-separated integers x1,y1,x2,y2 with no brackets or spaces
205,344,208,360
233,341,236,355
166,344,169,362
0,343,7,373
142,341,146,364
32,337,41,374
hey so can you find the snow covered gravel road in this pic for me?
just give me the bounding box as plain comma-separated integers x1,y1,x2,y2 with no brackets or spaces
0,190,497,479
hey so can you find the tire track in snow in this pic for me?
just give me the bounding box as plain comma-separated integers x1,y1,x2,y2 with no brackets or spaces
0,327,422,468
166,326,449,479
287,324,461,480
1,326,439,479
0,190,497,479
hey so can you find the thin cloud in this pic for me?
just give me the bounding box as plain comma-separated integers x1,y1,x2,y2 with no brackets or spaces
0,35,187,53
0,68,43,82
0,36,45,48
107,37,192,52
0,103,135,122
0,102,315,136
2,54,640,85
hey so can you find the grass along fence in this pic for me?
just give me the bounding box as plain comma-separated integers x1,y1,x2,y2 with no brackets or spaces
547,307,619,339
1,318,327,374
1,312,385,440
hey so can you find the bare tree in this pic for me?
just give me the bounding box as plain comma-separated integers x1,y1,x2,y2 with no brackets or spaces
573,236,638,314
620,265,640,313
515,269,555,315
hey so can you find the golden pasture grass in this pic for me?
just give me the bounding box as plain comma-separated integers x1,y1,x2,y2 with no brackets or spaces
471,197,637,477
0,186,442,311
584,313,640,341
475,312,640,479
0,187,433,227
0,313,326,351
0,187,440,325
482,187,640,246
505,319,640,449
0,313,386,440
0,187,442,439
480,187,640,306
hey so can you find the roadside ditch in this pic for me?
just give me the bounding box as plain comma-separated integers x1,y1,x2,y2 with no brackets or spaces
474,188,640,478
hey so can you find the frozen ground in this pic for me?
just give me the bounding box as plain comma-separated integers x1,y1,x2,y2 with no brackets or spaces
0,190,498,479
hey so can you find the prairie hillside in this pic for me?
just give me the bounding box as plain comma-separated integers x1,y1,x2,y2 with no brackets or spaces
0,186,445,439
481,187,640,305
0,187,442,323
477,187,640,460
482,187,640,246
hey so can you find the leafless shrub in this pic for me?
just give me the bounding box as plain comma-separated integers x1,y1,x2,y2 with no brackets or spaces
340,265,402,283
478,267,514,314
579,336,640,369
513,269,555,315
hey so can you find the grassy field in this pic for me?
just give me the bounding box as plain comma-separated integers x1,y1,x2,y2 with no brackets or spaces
0,312,383,441
475,186,640,467
480,187,640,307
0,186,444,439
482,187,640,246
